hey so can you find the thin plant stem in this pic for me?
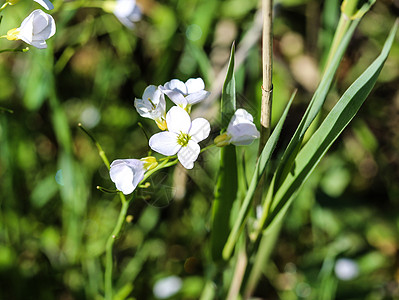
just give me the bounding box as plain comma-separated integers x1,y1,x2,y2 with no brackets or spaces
104,193,130,300
244,218,283,297
78,123,111,169
0,2,8,12
323,0,359,74
226,245,247,300
0,106,13,113
200,143,216,153
258,0,273,151
0,47,30,54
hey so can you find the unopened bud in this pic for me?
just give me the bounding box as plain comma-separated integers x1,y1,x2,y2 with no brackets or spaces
214,133,231,147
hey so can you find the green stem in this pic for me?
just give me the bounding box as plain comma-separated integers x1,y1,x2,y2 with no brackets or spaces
0,106,13,113
62,0,114,11
0,47,29,54
78,123,110,169
104,193,130,300
0,2,8,12
323,0,359,73
141,158,178,183
200,143,216,153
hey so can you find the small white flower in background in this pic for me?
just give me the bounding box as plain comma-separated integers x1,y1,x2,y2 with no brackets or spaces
334,258,359,281
109,157,157,195
113,0,141,29
149,106,210,169
7,9,56,49
153,276,182,299
160,78,210,111
135,85,167,130
214,108,260,147
34,0,54,10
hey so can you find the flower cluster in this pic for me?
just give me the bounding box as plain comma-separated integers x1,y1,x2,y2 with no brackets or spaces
4,0,56,49
110,77,260,195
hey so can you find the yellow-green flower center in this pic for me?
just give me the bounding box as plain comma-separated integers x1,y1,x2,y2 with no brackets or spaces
177,132,191,147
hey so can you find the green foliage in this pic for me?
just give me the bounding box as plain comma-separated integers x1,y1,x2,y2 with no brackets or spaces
0,0,398,299
211,44,237,261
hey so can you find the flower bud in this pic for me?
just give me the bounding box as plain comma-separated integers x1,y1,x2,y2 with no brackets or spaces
214,133,231,147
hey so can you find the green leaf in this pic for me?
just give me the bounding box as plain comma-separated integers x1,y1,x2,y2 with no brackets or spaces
210,43,237,261
222,90,296,260
221,43,236,128
267,21,398,230
273,0,375,191
211,145,238,261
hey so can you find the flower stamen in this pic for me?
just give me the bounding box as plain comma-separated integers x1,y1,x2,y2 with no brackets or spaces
177,132,191,147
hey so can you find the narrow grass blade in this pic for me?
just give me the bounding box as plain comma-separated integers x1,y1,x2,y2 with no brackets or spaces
221,43,236,127
274,1,375,191
210,43,238,261
222,90,296,260
268,21,398,230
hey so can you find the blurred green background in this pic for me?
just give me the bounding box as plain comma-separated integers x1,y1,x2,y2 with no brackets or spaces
0,0,398,299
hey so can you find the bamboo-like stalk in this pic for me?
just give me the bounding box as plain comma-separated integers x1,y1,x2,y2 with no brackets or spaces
258,0,273,151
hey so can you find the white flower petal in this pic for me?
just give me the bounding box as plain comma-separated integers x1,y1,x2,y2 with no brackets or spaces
16,10,55,49
163,79,187,95
149,131,180,156
166,106,191,134
135,85,166,120
185,78,205,94
190,118,210,143
110,159,145,194
186,90,210,105
29,40,48,49
228,108,255,129
229,123,260,146
162,89,188,107
177,140,200,169
114,0,141,29
142,85,159,104
34,0,54,10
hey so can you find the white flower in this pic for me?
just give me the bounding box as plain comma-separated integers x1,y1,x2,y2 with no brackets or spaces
34,0,54,10
109,157,157,195
7,9,56,49
113,0,141,29
149,106,210,169
160,78,210,111
153,276,183,299
134,85,167,130
214,109,260,146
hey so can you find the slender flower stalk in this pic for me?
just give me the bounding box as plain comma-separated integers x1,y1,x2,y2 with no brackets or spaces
104,195,130,300
78,123,110,169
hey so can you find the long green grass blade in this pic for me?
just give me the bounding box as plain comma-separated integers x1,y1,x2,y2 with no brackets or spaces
211,145,238,261
268,21,398,230
221,43,236,127
273,0,375,191
210,43,237,261
222,90,296,260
